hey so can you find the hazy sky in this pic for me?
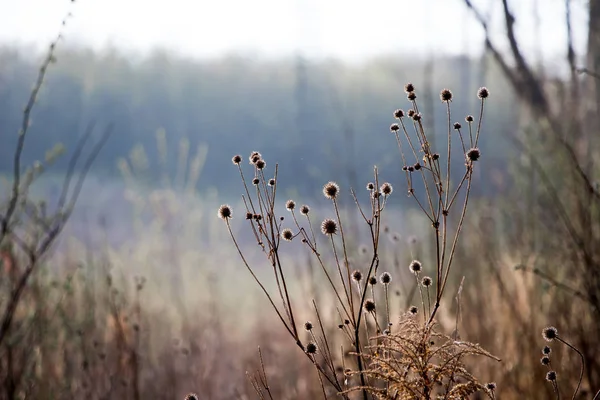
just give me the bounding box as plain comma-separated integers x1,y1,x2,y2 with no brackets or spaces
0,0,590,61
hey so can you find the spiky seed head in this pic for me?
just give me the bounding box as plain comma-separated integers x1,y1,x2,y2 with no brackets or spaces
281,228,294,241
380,272,392,284
404,83,415,93
306,342,318,354
467,147,481,162
390,123,400,132
286,200,296,211
412,113,421,121
541,356,551,365
369,276,377,285
366,182,375,190
321,219,338,235
543,346,552,355
485,382,497,391
407,92,416,100
545,371,557,382
300,205,310,215
465,115,474,122
245,212,253,220
421,276,432,287
352,270,363,282
413,162,421,170
453,122,462,130
394,109,404,119
344,319,350,325
218,204,232,220
380,182,393,196
252,178,260,185
232,155,242,164
364,299,376,313
255,159,266,170
249,151,262,164
407,166,415,172
323,181,340,200
409,260,422,274
185,393,199,400
477,86,489,99
402,166,408,171
432,153,440,160
268,178,275,186
542,326,558,341
407,109,415,117
409,306,418,314
440,88,453,102
304,321,313,331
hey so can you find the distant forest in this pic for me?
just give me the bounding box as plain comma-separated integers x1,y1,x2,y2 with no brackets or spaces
0,46,518,201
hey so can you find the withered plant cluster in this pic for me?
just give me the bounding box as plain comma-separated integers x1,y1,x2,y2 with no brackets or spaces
220,84,502,399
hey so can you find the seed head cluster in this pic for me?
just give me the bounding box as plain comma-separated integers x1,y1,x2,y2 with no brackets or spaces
380,272,392,284
218,204,232,220
421,276,432,287
323,181,340,200
352,270,363,282
321,218,338,235
300,205,310,215
281,228,294,241
380,182,393,196
467,147,481,162
440,88,453,102
542,326,558,342
409,260,422,274
306,342,318,354
477,86,489,99
232,154,242,165
364,299,376,313
285,200,296,211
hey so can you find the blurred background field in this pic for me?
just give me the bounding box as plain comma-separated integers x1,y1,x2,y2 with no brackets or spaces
0,0,599,399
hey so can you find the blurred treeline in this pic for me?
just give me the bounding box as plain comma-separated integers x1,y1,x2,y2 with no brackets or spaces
0,45,516,201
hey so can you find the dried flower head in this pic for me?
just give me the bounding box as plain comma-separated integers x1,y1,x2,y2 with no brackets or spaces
281,228,294,241
421,276,432,287
218,204,232,220
380,272,392,284
542,326,558,342
252,177,260,185
245,212,253,220
232,155,242,165
249,151,262,164
404,83,415,93
255,159,266,170
412,113,421,121
413,162,421,170
366,182,375,190
323,181,340,199
364,299,376,313
304,321,313,331
286,199,296,211
268,178,275,186
352,270,363,282
466,148,481,162
321,218,338,235
380,182,393,196
407,109,415,117
541,356,551,365
485,382,497,391
409,260,422,274
369,276,377,285
394,109,404,119
453,122,462,130
185,393,199,400
306,342,318,354
543,346,551,355
440,88,453,102
390,123,400,132
409,305,418,314
300,205,310,215
477,86,489,99
466,115,474,122
407,92,416,100
546,371,557,382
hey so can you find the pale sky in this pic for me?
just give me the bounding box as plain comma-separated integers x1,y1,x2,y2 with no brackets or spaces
0,0,590,62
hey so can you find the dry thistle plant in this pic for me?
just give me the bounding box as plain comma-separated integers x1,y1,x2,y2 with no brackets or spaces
219,84,499,399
